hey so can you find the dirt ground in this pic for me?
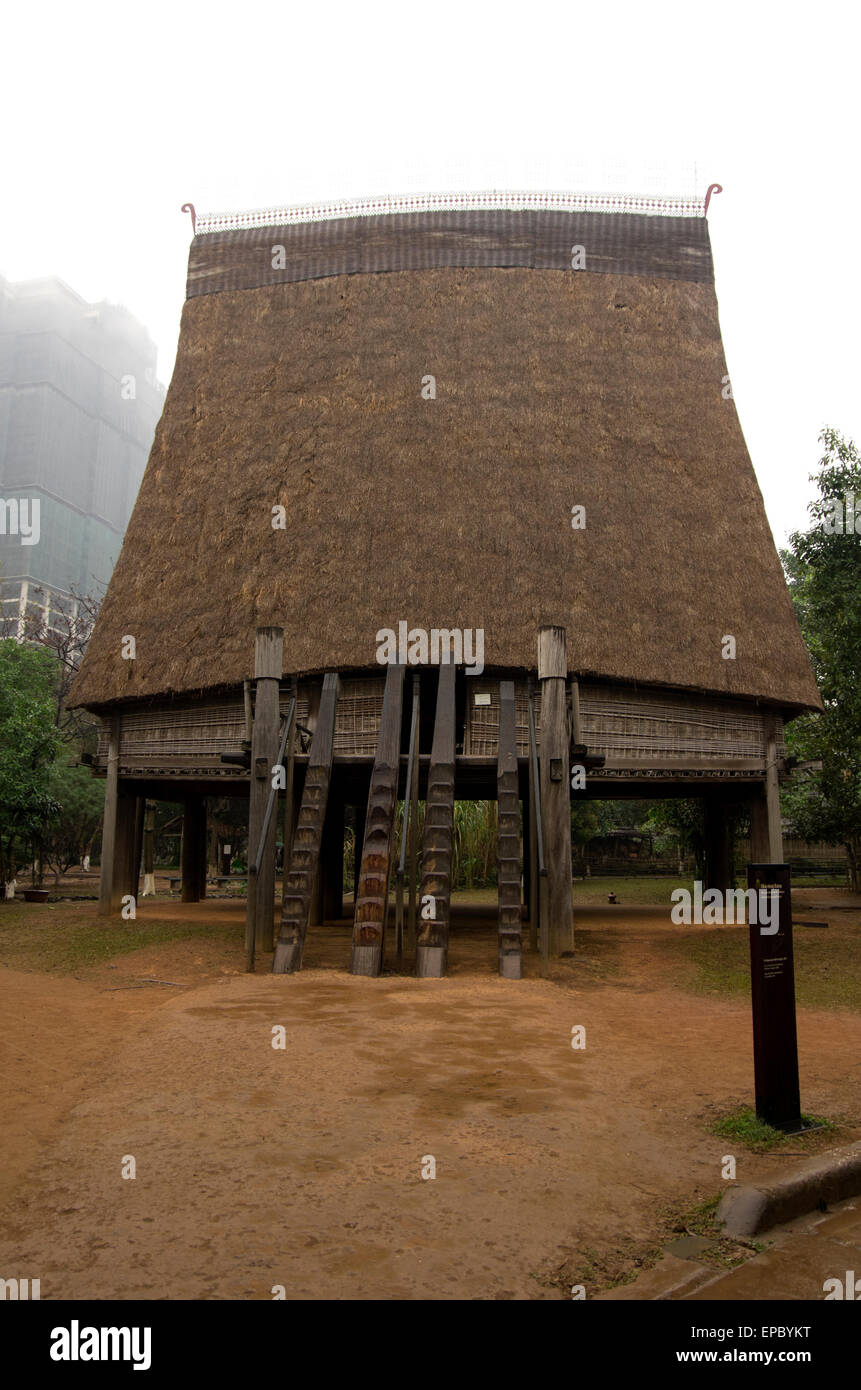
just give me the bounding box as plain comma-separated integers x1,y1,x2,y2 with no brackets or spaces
1,897,859,1300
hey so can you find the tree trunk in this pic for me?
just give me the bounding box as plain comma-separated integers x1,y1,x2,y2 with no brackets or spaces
846,838,860,894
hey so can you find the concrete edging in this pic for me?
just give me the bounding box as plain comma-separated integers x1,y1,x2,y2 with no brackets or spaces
717,1141,861,1237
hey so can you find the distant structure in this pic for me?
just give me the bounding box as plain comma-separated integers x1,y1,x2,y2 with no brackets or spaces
0,274,164,635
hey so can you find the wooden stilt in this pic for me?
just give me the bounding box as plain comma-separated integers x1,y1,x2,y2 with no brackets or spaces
273,673,339,973
98,714,121,915
131,797,144,900
406,675,421,953
538,627,574,957
497,680,523,978
280,696,298,903
764,717,784,863
704,798,732,893
322,795,345,921
527,684,540,951
181,797,207,902
353,800,367,904
416,661,456,978
141,800,156,897
351,664,405,976
114,792,138,906
246,627,284,953
750,786,770,862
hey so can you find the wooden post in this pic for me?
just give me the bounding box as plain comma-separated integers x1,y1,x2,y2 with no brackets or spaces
538,627,574,957
704,798,732,893
142,800,156,896
114,792,138,907
527,684,539,951
181,797,207,902
322,795,345,921
353,800,367,903
407,675,421,954
98,714,121,915
521,792,531,923
243,679,253,744
750,786,770,862
131,798,144,899
280,693,298,903
246,627,284,953
764,716,784,864
570,676,582,744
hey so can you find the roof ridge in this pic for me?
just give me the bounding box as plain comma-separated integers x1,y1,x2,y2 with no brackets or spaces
187,189,712,235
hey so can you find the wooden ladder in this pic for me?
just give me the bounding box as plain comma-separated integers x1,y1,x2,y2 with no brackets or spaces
273,673,339,973
497,680,523,977
416,662,456,977
350,664,405,976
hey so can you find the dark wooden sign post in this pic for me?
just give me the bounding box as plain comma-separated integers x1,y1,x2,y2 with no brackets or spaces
747,863,802,1131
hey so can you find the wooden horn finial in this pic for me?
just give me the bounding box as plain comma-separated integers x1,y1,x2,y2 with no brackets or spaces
704,183,723,216
181,203,197,234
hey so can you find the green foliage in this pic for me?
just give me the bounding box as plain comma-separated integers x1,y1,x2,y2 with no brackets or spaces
570,802,603,847
712,1108,834,1151
453,801,497,889
781,429,861,888
645,799,706,871
0,639,61,883
41,758,105,882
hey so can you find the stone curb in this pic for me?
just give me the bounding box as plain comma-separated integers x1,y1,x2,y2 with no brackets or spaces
717,1142,861,1237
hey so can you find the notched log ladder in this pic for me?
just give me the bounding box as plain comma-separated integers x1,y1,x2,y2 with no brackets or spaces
497,680,523,978
416,660,456,978
350,664,405,976
272,673,339,974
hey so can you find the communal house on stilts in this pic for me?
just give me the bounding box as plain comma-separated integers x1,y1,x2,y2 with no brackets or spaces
68,188,822,977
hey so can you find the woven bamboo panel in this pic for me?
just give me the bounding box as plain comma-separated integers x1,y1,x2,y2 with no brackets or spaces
98,691,312,774
464,680,784,763
464,681,540,757
333,676,385,754
579,684,782,761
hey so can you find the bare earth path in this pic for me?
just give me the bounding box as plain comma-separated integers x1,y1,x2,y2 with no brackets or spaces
1,901,859,1300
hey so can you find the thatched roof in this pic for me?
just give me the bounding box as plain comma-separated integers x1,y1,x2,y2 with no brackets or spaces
69,203,820,714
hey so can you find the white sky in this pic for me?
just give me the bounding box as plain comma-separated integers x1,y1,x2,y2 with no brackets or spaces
2,0,858,547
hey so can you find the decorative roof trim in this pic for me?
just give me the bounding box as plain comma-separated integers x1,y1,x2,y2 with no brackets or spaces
188,189,709,235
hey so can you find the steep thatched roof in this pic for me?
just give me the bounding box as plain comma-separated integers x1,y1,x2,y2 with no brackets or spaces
69,204,820,713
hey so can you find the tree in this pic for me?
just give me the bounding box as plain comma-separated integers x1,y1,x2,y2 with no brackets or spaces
0,588,101,746
0,640,61,887
781,428,861,890
645,799,706,877
41,758,105,884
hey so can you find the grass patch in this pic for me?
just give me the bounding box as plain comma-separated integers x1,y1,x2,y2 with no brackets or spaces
712,1106,836,1153
0,901,237,974
658,917,861,1013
